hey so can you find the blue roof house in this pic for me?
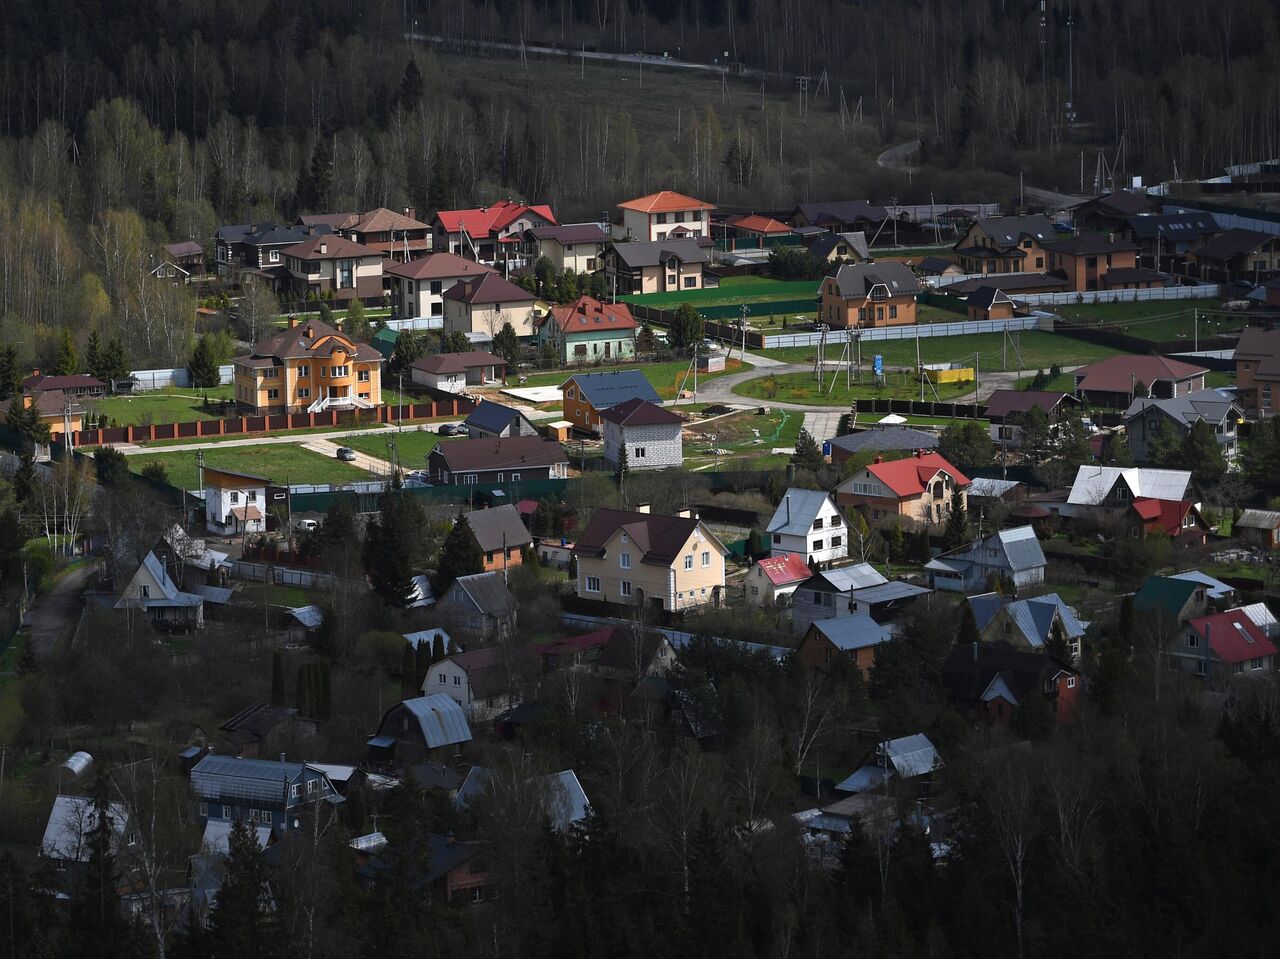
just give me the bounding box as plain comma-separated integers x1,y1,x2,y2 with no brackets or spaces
464,400,539,440
561,369,661,432
968,591,1089,660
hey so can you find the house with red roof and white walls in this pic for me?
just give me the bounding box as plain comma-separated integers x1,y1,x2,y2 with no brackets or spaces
835,450,970,529
743,553,813,607
433,200,557,266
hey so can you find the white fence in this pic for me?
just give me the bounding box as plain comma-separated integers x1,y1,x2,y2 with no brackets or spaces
1012,284,1221,308
384,317,444,332
758,316,1042,350
128,365,234,390
230,560,333,590
921,269,1045,289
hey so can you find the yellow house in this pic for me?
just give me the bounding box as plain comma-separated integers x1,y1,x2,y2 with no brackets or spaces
232,318,383,414
572,505,728,612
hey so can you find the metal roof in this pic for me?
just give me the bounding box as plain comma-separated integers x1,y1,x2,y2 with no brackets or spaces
402,694,473,749
827,426,939,454
202,819,271,854
463,504,533,553
1236,509,1280,530
878,734,942,778
833,765,892,793
289,605,324,628
190,755,317,805
996,526,1048,573
967,477,1022,498
544,770,591,831
812,613,895,651
1170,570,1235,600
449,571,517,617
1123,389,1240,428
849,581,932,604
967,592,1006,631
1236,602,1280,638
464,400,529,434
808,563,889,593
766,488,838,536
404,627,451,649
42,795,128,862
62,751,93,776
981,674,1020,705
562,369,661,408
1004,593,1086,648
194,585,233,604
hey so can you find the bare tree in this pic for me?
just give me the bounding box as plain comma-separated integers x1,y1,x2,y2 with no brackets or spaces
986,755,1041,959
787,667,842,776
650,741,720,911
730,718,782,836
1041,745,1101,877
238,276,280,346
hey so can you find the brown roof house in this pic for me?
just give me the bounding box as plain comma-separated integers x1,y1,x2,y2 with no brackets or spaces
1072,355,1207,408
338,207,432,261
1042,233,1163,292
280,234,385,305
422,646,529,722
442,272,542,339
218,703,317,759
1190,228,1280,283
232,317,384,414
461,504,533,574
984,389,1078,449
600,398,684,471
1233,326,1280,415
952,215,1055,275
385,252,495,320
818,262,919,328
409,351,507,392
22,371,106,398
426,436,569,486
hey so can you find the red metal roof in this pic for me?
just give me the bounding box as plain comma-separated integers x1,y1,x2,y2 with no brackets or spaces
617,191,715,214
1131,498,1196,537
435,200,557,238
755,553,813,586
864,452,969,497
1189,610,1277,665
536,627,621,656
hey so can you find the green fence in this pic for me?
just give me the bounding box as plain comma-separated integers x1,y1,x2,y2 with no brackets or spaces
916,291,969,314
697,298,818,321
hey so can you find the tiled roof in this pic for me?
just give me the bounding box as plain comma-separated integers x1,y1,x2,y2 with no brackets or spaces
793,200,888,225
239,318,382,364
430,436,567,472
281,234,381,260
725,213,792,234
984,389,1074,418
412,351,506,375
1193,227,1275,261
1189,609,1278,665
547,296,637,333
1074,355,1206,395
346,207,429,233
617,191,715,214
436,200,557,237
862,451,969,497
441,272,536,305
597,397,683,427
609,238,709,268
384,252,496,281
22,373,106,392
754,553,813,586
973,214,1055,247
526,223,610,244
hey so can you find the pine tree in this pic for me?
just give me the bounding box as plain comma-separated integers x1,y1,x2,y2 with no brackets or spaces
317,661,331,719
943,487,970,550
53,329,79,376
614,441,629,485
399,57,424,109
669,303,704,351
1118,594,1135,645
431,634,445,663
205,819,282,958
364,490,421,607
1147,419,1181,468
1179,418,1227,486
436,514,483,593
443,330,470,354
296,136,333,212
270,650,285,705
12,444,35,502
492,322,521,368
102,338,130,384
85,328,105,381
1104,430,1135,466
1046,618,1072,661
955,601,980,647
188,335,220,388
345,299,370,342
0,344,19,400
388,329,425,377
70,776,150,959
791,428,824,472
1018,404,1052,466
414,640,431,690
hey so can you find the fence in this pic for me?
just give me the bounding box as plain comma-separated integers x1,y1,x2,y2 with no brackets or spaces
1052,321,1239,357
128,365,235,390
229,559,334,590
384,317,444,332
68,398,476,448
1012,283,1221,307
755,315,1043,350
697,298,819,322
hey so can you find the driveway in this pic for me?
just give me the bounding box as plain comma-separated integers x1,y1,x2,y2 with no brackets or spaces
27,562,95,656
299,439,395,476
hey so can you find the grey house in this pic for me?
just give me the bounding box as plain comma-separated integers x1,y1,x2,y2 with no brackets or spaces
1122,389,1242,464
464,400,539,440
790,563,887,636
367,693,473,768
600,398,684,471
925,525,1047,593
190,755,341,835
440,571,518,640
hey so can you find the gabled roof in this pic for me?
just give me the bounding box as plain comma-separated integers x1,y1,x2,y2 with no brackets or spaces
725,213,792,234
972,214,1055,248
984,389,1074,419
1075,354,1207,394
190,755,329,805
1193,227,1276,261
1234,328,1280,381
220,703,301,744
447,571,517,618
1236,508,1280,531
22,373,106,392
166,239,204,257
399,694,473,748
1091,190,1158,216
1133,575,1202,619
811,613,894,651
942,272,1071,294
42,795,128,862
202,819,271,854
547,296,637,334
1002,593,1087,648
238,318,382,364
1042,232,1138,256
412,350,506,376
878,733,942,777
609,238,709,268
281,234,382,260
429,436,567,472
808,231,871,261
441,271,537,306
1123,388,1241,427
1130,498,1199,537
754,553,813,587
829,261,919,299
618,191,715,214
766,488,839,536
455,768,589,831
1169,570,1234,600
598,630,670,672
536,626,621,658
1124,211,1220,241
967,477,1022,499
217,222,327,246
463,504,532,553
115,551,203,610
800,563,889,593
598,397,683,427
828,426,939,454
562,369,661,408
847,451,969,498
384,252,496,280
436,200,557,237
943,640,1076,708
966,286,1018,311
574,508,724,566
345,207,430,234
935,526,1046,574
463,400,528,435
1236,602,1280,638
1067,466,1192,505
1188,609,1278,665
526,223,610,245
793,200,888,225
967,592,1006,631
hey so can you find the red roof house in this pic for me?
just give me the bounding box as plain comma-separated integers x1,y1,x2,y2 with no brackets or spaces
433,200,557,261
744,553,813,606
836,450,971,528
724,214,794,236
1177,609,1277,677
1128,498,1207,544
1073,355,1208,407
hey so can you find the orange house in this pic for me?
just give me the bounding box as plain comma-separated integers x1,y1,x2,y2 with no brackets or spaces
232,318,383,414
818,261,919,329
953,215,1055,275
1042,233,1159,292
795,614,894,678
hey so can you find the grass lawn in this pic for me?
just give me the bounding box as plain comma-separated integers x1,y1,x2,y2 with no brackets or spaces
341,429,447,469
520,357,749,400
734,371,974,406
917,303,968,323
128,445,369,491
1017,368,1236,391
762,331,1122,372
135,422,390,448
1054,298,1236,342
91,386,236,426
685,409,802,467
619,279,818,309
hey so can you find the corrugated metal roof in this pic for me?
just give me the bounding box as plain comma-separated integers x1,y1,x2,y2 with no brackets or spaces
968,592,1006,632
879,734,942,778
998,526,1047,573
202,819,271,854
1067,466,1191,506
968,477,1022,498
849,581,931,605
834,764,892,793
42,795,127,862
194,585,233,604
812,563,889,592
1005,593,1086,648
544,770,591,831
402,694,473,749
1236,602,1279,637
1236,509,1280,530
981,673,1020,705
766,489,838,537
404,628,450,649
1170,570,1235,600
289,605,324,628
367,735,395,748
813,613,894,651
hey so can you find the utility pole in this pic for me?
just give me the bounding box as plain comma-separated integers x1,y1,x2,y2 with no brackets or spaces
1194,309,1199,351
916,324,923,402
974,352,980,409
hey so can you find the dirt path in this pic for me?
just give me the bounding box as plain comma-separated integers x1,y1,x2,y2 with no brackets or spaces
27,563,95,657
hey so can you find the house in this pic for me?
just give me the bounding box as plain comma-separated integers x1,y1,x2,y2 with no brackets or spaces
423,647,524,722
766,489,847,564
724,213,794,241
617,191,714,242
1041,233,1160,292
1171,609,1278,679
539,296,638,364
214,222,329,280
1232,327,1280,415
426,436,569,485
410,351,507,393
983,389,1078,449
789,563,912,636
600,397,684,471
1123,389,1242,463
965,286,1022,321
455,767,590,833
535,627,618,671
279,234,384,305
201,465,269,535
604,238,709,295
22,371,107,398
833,734,941,797
1190,228,1280,283
166,239,205,269
358,832,494,904
41,794,131,872
385,253,495,320
596,628,677,683
442,272,542,339
149,259,192,283
1133,574,1210,626
744,553,813,606
952,214,1055,275
6,390,85,437
462,504,533,573
336,207,432,261
190,755,341,834
1072,355,1207,408
1237,601,1280,639
969,591,1088,659
1236,509,1280,549
925,525,1047,593
1123,211,1220,272
789,201,887,234
1126,499,1208,545
835,449,970,528
232,317,383,414
367,694,473,767
826,425,939,466
439,571,518,640
218,703,316,759
806,231,871,264
524,223,609,273
572,505,728,611
1169,570,1236,602
941,271,1071,297
943,641,1081,726
796,613,894,677
818,261,919,329
561,369,662,433
1072,190,1159,232
915,255,965,279
1061,466,1193,522
966,477,1024,512
114,551,205,629
433,200,557,263
463,400,537,439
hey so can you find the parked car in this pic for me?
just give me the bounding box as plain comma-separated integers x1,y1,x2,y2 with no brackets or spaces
1052,221,1073,234
336,447,357,461
295,519,320,533
437,423,465,436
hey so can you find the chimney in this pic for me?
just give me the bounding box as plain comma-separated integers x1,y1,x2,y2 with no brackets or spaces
319,241,327,255
972,641,979,662
874,455,883,464
635,503,651,514
785,493,792,527
279,752,286,764
404,206,416,221
30,368,39,378
307,224,316,235
305,324,315,338
915,448,923,458
288,315,298,328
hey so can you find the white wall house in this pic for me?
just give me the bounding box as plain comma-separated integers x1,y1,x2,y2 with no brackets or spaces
385,254,496,320
600,399,684,471
617,191,714,241
421,648,517,722
766,489,848,565
202,467,269,536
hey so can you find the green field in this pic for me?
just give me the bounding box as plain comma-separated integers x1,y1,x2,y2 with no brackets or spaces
341,429,447,469
1054,298,1234,342
91,386,236,426
762,331,1122,372
134,422,390,448
619,277,819,309
127,445,369,491
518,356,750,400
735,371,975,406
684,408,802,469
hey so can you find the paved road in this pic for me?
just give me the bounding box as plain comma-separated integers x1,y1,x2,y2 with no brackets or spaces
110,424,406,456
300,439,395,476
27,563,95,657
877,139,921,171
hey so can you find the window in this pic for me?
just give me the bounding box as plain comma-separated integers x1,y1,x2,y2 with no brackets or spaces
888,305,898,319
621,580,632,597
463,474,478,484
812,517,824,530
358,369,370,382
1066,676,1077,688
290,784,301,799
222,805,232,819
684,555,694,570
332,365,349,377
634,447,646,458
230,492,240,504
199,802,208,817
511,473,520,481
701,551,710,567
262,367,279,379
1187,633,1199,649
453,675,462,686
269,250,280,262
831,535,842,548
812,539,824,551
585,576,601,592
620,552,632,569
299,387,311,399
858,307,867,322
812,591,823,603
684,276,697,288
267,388,279,400
667,274,677,286
751,586,759,597
772,534,781,544
657,213,668,224
297,364,309,377
485,551,494,563
338,259,355,288
439,674,447,683
1035,256,1044,268
430,280,443,295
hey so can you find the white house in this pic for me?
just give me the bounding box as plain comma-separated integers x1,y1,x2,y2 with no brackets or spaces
422,647,520,722
766,489,848,565
384,253,496,320
409,351,507,393
202,465,269,536
114,551,205,629
925,525,1047,593
617,191,715,242
744,553,813,606
600,398,684,471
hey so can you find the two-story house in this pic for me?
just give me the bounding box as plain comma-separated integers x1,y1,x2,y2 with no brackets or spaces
600,398,684,471
280,234,385,305
190,755,340,834
232,317,383,413
201,465,269,535
572,505,728,611
952,215,1055,275
765,489,847,565
1190,228,1280,283
561,369,662,433
1123,211,1220,273
1172,609,1278,679
524,223,610,273
1232,326,1280,415
461,504,533,573
795,613,895,677
617,191,714,241
1072,355,1207,408
385,253,496,320
817,262,919,328
835,450,970,528
539,296,638,363
1058,466,1194,523
337,207,432,261
214,222,329,280
983,389,1078,449
788,563,932,636
1072,190,1159,232
604,238,709,295
968,591,1088,660
1123,389,1242,464
422,647,525,722
434,200,557,263
1041,233,1163,292
1133,574,1210,627
925,526,1047,594
943,641,1081,726
367,694,473,767
443,272,542,339
426,436,569,485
